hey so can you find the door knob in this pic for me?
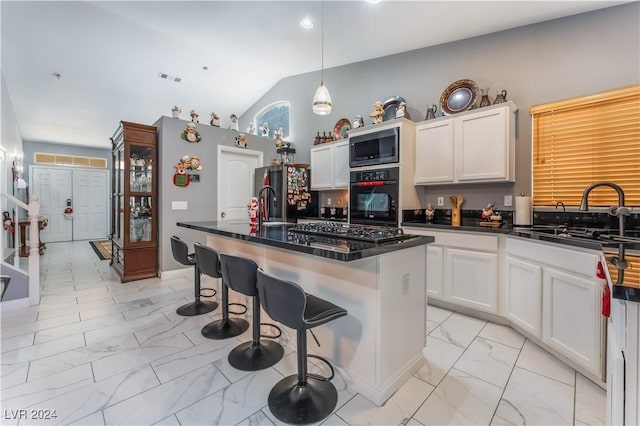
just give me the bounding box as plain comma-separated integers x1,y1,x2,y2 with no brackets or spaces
221,212,226,218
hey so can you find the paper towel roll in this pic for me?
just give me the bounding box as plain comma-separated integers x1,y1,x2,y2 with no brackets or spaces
515,196,532,226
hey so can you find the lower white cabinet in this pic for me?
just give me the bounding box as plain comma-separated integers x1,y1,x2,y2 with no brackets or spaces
542,266,601,374
506,237,602,378
402,228,499,314
445,248,498,313
505,256,543,338
426,245,444,298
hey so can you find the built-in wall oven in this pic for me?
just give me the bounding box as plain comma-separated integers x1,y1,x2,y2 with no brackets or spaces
349,126,399,168
349,167,399,226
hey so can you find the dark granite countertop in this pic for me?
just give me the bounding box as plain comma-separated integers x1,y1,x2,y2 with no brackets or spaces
402,220,640,303
177,221,434,262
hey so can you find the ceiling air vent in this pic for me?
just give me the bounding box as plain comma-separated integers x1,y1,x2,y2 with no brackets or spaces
158,72,181,83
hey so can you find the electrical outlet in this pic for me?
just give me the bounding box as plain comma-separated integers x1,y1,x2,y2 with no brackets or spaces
402,273,410,295
504,195,513,207
437,197,444,206
327,198,332,205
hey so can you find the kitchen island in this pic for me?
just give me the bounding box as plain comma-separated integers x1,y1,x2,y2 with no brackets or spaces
177,220,434,405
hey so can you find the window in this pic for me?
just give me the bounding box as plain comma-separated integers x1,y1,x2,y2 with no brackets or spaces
254,101,290,139
531,85,640,207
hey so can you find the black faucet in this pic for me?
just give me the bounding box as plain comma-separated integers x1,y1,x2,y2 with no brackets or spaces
555,201,568,228
257,185,276,230
579,181,631,285
578,181,629,237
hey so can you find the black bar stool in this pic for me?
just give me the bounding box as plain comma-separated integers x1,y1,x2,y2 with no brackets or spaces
194,243,249,339
219,254,284,371
256,269,348,425
170,236,218,316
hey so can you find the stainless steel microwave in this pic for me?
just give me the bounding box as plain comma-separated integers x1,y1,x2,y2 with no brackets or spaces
349,126,399,168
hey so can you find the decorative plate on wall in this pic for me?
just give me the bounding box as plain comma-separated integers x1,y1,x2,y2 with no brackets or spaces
439,79,479,115
333,118,351,140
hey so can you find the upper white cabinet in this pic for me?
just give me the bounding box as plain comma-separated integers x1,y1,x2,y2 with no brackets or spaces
415,102,517,184
310,139,349,190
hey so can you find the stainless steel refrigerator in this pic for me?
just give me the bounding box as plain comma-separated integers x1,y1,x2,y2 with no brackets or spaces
254,164,318,222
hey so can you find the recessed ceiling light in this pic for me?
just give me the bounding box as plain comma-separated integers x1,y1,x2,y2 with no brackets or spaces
300,18,314,29
367,0,382,4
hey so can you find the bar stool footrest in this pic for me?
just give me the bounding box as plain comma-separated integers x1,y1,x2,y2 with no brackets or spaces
268,374,338,425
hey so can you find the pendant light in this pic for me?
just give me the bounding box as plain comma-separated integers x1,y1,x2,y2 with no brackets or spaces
312,1,332,115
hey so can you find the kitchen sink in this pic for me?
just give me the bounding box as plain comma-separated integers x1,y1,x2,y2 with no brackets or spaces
518,226,640,244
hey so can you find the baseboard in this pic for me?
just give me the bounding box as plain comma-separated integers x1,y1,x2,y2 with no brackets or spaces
159,267,191,280
0,297,31,311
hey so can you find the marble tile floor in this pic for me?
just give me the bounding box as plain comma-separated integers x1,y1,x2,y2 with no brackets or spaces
0,241,606,425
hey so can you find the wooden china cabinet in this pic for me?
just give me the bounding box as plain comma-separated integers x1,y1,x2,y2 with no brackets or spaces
110,121,159,282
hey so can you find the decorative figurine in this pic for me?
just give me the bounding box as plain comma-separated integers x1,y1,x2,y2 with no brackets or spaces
369,101,384,124
425,203,435,222
229,114,239,131
235,133,248,148
182,155,202,172
246,122,256,135
425,105,437,120
171,105,181,119
395,101,407,118
180,122,202,143
210,112,220,127
247,197,259,225
481,203,495,221
260,122,270,137
353,115,364,129
190,109,199,123
173,162,190,187
273,127,283,140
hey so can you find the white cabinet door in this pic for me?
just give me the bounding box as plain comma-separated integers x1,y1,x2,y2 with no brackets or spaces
455,106,510,182
542,267,601,374
426,245,444,299
310,144,334,189
444,248,498,313
505,255,543,338
333,140,350,188
415,120,454,184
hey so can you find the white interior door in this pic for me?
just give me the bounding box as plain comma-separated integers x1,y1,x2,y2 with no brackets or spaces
217,146,262,221
33,167,73,243
72,169,109,240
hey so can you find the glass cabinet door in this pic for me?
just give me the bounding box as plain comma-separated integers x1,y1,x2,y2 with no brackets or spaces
128,144,154,244
117,144,125,244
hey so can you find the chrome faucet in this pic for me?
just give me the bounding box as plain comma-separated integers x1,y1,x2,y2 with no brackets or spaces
257,185,276,230
578,181,630,237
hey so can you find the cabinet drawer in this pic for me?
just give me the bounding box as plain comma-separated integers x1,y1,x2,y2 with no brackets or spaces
403,228,498,251
506,237,599,276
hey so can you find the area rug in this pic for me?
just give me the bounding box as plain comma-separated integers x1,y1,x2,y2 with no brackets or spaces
89,240,111,261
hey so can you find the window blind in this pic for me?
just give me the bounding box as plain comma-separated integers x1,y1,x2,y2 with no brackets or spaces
530,85,640,207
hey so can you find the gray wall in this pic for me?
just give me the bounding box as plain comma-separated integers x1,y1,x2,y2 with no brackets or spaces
22,140,111,184
241,3,640,211
155,116,279,272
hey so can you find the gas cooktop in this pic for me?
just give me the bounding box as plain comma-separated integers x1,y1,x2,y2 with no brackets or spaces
289,222,412,243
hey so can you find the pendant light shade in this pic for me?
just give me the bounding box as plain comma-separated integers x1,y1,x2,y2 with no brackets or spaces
313,82,332,115
313,2,332,115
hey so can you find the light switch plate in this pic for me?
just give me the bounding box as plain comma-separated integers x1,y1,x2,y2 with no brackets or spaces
504,195,513,207
437,197,444,207
172,201,188,210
